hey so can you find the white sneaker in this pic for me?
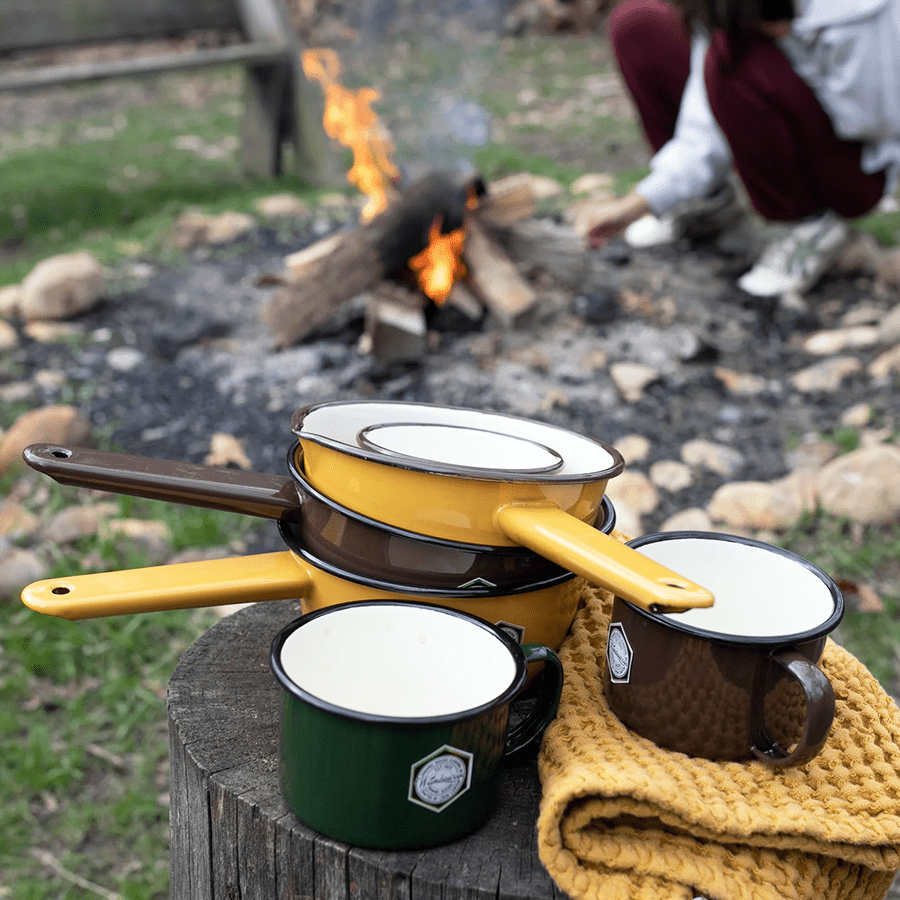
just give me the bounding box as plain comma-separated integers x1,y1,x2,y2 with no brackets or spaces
624,213,678,248
738,211,850,297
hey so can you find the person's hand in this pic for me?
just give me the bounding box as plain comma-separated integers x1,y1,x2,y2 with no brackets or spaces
584,193,652,248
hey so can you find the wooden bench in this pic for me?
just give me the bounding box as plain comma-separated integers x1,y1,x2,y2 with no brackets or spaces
167,599,566,899
0,0,327,180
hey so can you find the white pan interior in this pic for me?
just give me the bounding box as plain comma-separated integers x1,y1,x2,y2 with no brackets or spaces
280,604,517,717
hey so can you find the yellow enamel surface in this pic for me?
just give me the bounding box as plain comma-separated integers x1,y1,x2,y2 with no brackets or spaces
21,547,581,651
20,552,315,620
299,441,606,545
494,505,715,613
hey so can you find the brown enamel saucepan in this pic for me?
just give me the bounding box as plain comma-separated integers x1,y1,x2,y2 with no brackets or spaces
22,442,588,592
288,400,714,613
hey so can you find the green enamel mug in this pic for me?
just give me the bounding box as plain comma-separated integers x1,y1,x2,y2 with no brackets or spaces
270,600,564,850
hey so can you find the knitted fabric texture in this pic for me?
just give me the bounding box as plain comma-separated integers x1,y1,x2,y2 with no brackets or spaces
536,580,900,900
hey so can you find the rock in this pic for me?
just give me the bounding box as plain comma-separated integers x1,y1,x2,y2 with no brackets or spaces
18,251,106,322
609,501,643,540
713,366,767,395
0,283,21,317
706,473,814,530
790,356,863,392
0,406,92,476
609,362,660,403
659,507,715,532
100,519,173,565
648,459,694,492
817,444,900,524
0,499,39,538
254,194,309,218
785,440,840,472
172,210,255,248
106,347,146,372
874,246,900,289
603,470,659,515
0,382,36,404
868,344,900,382
680,439,745,478
0,544,47,598
879,304,900,343
40,503,119,544
0,319,18,351
204,432,252,470
612,434,651,465
832,231,878,276
23,321,84,342
840,403,874,428
800,326,881,355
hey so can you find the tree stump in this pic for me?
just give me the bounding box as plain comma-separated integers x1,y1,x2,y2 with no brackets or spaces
167,599,569,900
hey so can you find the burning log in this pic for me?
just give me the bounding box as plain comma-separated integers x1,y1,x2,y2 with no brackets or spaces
264,171,472,348
462,219,538,327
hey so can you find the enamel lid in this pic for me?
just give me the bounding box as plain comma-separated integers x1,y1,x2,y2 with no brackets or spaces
291,400,624,481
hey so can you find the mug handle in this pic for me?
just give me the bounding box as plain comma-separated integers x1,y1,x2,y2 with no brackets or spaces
504,644,564,761
750,649,836,767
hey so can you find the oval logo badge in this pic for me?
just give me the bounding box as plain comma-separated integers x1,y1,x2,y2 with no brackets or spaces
606,622,633,683
409,745,473,812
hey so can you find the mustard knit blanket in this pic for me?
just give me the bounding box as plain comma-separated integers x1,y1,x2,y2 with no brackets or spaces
536,579,900,900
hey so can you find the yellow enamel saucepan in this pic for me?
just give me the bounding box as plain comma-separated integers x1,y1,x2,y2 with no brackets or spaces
288,400,714,613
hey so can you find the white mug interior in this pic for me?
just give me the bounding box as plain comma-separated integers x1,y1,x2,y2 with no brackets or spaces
638,537,837,638
279,604,517,717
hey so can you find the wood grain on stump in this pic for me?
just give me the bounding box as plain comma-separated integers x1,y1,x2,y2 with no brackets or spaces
167,599,567,899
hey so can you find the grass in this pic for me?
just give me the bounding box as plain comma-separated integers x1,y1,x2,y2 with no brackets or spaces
1,481,263,899
1,28,899,898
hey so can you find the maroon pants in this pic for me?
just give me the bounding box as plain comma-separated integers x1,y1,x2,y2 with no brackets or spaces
607,0,886,221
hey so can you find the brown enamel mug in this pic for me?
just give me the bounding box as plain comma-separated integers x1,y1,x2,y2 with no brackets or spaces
603,532,844,767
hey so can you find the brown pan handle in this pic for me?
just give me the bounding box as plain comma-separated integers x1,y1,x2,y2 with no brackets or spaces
20,551,313,620
23,444,300,519
495,504,714,613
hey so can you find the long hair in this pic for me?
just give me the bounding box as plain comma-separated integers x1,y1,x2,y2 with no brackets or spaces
668,0,795,38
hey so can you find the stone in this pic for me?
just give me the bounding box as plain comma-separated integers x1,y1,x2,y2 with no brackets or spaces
0,544,47,598
106,347,146,372
659,507,715,532
680,439,745,478
840,403,874,428
0,499,39,537
40,503,119,544
790,357,862,393
0,283,21,317
612,434,651,465
18,251,106,322
609,362,660,403
649,459,694,492
608,500,643,540
254,194,309,218
204,432,252,470
603,470,659,515
100,519,173,565
23,321,84,342
879,303,900,343
874,246,900,288
206,211,256,245
706,473,814,530
785,440,840,472
712,366,767,395
800,326,881,356
817,444,900,524
570,173,614,196
0,406,92,476
868,344,900,382
0,319,18,351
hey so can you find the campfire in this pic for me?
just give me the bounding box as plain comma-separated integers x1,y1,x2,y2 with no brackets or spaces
263,48,549,361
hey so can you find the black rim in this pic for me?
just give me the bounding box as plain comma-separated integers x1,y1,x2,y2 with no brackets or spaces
270,600,527,725
623,531,844,645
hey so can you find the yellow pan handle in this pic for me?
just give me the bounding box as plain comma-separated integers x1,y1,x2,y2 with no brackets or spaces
20,552,312,620
495,504,714,613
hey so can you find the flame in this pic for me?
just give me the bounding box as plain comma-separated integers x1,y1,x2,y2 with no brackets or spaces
409,217,467,305
301,48,399,221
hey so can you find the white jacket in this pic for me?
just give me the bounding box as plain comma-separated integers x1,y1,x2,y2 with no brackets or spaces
636,0,900,216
